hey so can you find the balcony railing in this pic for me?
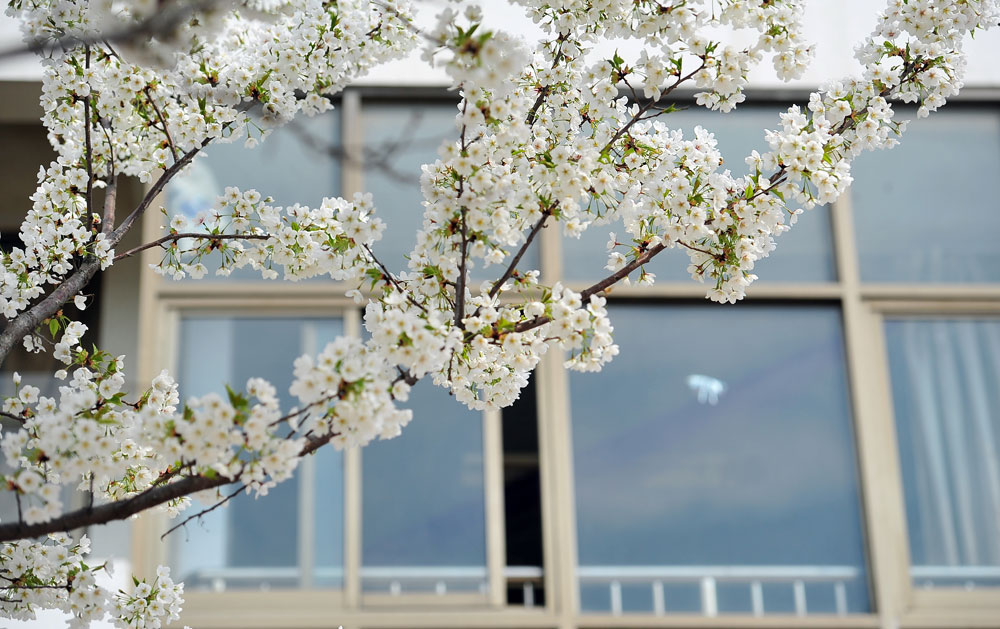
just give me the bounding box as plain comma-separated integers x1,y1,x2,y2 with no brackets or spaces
577,565,862,616
911,565,1000,588
183,565,544,600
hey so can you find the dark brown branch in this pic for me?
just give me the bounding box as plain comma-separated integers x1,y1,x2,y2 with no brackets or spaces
0,258,102,368
83,45,94,220
0,411,26,424
510,241,667,334
0,142,205,367
100,175,117,237
453,103,470,329
0,474,228,543
0,431,336,542
525,40,565,127
113,232,269,262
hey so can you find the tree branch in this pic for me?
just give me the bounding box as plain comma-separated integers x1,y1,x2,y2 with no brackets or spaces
110,142,207,246
0,430,336,542
113,232,269,262
83,45,94,220
100,175,118,237
0,143,205,367
143,86,179,163
454,104,470,329
600,58,707,155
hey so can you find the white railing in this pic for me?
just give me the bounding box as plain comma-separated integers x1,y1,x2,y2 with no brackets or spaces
911,565,1000,588
577,565,861,617
186,563,868,615
185,565,544,601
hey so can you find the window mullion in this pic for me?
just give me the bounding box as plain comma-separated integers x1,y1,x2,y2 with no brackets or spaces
833,191,912,625
483,408,507,607
343,307,363,606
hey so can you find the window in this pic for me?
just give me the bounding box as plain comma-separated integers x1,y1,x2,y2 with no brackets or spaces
128,91,1000,629
884,318,1000,590
852,108,1000,283
571,304,869,616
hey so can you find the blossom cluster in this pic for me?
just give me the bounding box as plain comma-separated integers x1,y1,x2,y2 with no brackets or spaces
0,533,183,629
1,0,999,626
155,187,386,282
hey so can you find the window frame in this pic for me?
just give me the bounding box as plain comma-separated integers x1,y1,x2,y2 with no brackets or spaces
858,299,1000,624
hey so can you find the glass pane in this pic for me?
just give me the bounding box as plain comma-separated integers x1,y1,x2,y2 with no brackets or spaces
571,304,869,615
166,111,341,280
852,109,1000,283
362,102,541,280
362,380,486,595
502,378,545,606
172,316,344,590
562,108,837,284
885,318,1000,589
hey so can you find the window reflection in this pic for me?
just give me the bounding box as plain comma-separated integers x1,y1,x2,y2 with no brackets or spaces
570,304,869,614
361,380,487,595
172,316,344,590
852,109,1000,283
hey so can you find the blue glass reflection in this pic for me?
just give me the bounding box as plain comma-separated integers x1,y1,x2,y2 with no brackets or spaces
362,379,486,593
852,109,1000,283
570,304,869,614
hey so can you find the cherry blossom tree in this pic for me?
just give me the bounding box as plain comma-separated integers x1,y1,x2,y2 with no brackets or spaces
0,0,997,626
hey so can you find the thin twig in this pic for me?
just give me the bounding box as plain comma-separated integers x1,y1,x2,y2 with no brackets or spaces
600,58,707,155
160,484,244,540
144,86,179,162
113,232,269,262
487,205,553,300
361,244,427,313
0,411,26,424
